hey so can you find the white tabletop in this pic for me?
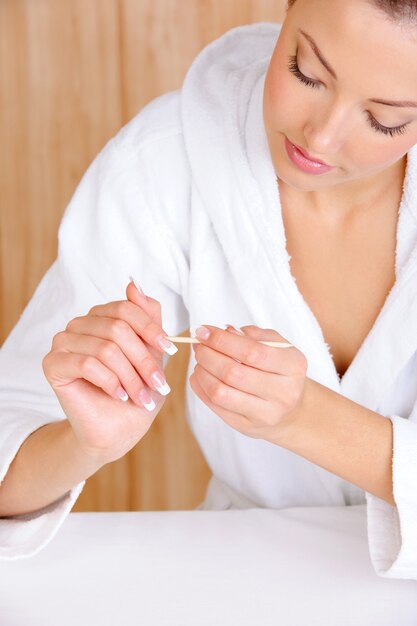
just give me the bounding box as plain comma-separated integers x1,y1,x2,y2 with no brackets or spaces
1,504,416,625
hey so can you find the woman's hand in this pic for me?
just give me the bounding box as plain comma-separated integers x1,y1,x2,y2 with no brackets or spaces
189,324,308,442
42,279,176,464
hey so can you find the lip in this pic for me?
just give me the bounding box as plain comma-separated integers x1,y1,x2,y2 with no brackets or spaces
284,137,335,175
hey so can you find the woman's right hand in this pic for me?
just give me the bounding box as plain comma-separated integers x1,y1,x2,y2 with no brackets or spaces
42,279,177,464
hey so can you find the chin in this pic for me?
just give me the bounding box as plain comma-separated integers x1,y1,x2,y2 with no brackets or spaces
275,149,344,191
275,164,330,192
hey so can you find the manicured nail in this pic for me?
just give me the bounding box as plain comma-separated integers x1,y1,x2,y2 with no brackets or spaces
151,372,171,396
195,326,211,340
116,387,129,402
129,275,145,295
138,388,156,412
224,324,245,336
157,335,178,355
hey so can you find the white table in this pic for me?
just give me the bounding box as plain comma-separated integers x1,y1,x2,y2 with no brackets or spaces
1,505,416,625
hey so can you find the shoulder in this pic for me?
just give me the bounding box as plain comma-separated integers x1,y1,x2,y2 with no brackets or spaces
106,90,188,189
112,90,183,157
60,90,190,266
79,90,190,245
182,22,281,93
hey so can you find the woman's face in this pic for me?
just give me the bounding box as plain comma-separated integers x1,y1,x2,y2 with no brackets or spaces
263,0,417,192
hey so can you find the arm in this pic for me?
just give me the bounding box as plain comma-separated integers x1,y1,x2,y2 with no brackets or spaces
0,421,105,517
272,378,395,505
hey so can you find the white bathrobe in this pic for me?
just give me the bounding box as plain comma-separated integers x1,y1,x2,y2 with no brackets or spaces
1,22,417,580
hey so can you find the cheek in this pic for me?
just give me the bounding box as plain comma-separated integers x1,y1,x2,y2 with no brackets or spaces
347,134,413,174
264,57,314,137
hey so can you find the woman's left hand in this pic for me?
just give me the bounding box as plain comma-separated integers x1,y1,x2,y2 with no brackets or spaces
189,324,308,442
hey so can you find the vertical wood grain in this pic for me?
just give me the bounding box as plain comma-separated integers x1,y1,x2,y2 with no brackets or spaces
0,0,287,511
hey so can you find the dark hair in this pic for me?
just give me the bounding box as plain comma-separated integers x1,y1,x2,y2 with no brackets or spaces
287,0,417,23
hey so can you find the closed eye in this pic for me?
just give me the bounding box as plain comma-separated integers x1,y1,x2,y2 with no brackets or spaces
287,54,409,138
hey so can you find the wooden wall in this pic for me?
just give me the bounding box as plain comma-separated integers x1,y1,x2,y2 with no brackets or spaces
0,0,287,511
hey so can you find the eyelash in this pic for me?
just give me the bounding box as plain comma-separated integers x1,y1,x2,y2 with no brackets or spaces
287,54,408,138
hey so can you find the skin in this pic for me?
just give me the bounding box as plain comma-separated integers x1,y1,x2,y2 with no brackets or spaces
263,0,417,216
189,0,417,505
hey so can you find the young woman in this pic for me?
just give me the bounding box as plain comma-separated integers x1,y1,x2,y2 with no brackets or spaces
1,0,416,579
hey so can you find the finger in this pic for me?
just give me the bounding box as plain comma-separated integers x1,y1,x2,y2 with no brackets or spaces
194,325,300,375
189,369,256,436
87,299,178,356
126,279,161,326
194,342,283,399
53,331,169,403
64,314,163,379
44,350,156,410
239,325,278,340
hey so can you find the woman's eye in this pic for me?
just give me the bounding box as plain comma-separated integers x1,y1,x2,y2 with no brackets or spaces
287,54,321,90
366,113,408,138
287,53,409,139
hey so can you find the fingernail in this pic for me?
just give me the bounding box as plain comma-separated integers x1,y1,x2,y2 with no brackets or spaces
151,372,171,396
223,324,245,336
195,326,210,340
116,387,129,402
138,388,156,412
129,275,145,295
157,335,178,355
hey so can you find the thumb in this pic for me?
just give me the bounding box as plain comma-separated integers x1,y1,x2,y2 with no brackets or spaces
126,276,162,327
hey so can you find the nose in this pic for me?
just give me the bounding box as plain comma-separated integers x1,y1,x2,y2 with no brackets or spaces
303,98,355,157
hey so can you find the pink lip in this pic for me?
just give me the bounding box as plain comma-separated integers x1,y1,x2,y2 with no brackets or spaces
295,143,329,166
284,137,335,175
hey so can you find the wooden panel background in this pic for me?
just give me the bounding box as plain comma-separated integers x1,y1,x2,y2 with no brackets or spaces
0,0,287,511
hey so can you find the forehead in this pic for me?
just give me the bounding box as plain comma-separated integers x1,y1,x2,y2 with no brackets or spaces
289,0,417,96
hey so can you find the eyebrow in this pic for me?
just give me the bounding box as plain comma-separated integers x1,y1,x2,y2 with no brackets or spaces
298,29,417,108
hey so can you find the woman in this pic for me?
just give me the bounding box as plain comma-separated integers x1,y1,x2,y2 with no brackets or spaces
0,0,416,579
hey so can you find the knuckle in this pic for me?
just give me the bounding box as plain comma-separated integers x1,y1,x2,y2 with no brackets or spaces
65,316,80,331
98,341,119,361
109,318,130,339
52,330,66,348
211,381,227,404
245,344,264,365
225,363,244,385
80,355,97,374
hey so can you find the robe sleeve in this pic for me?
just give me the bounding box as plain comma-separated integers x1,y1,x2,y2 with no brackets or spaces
366,402,417,580
0,93,190,560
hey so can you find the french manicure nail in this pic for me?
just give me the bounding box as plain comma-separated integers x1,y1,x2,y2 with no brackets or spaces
129,275,145,295
151,372,171,396
157,335,178,355
195,326,210,340
116,387,129,402
224,324,245,336
138,388,156,412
